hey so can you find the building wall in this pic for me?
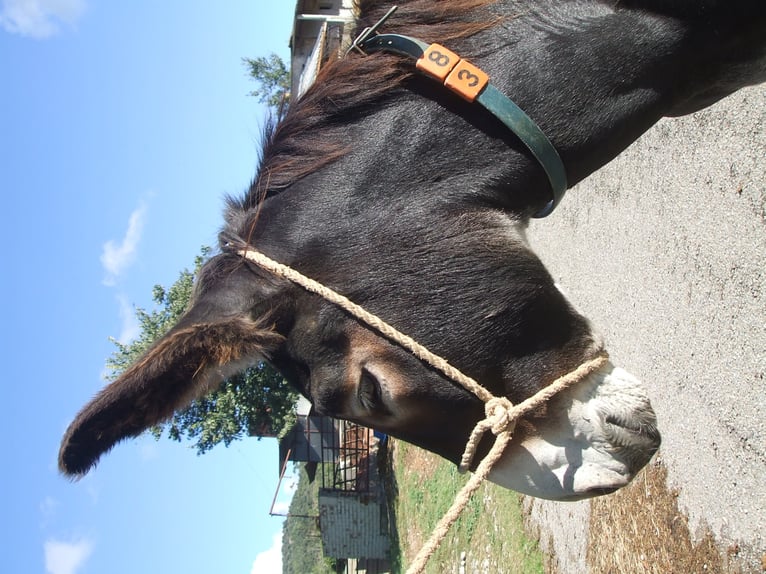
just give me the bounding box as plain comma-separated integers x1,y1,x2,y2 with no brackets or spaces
291,0,356,97
318,490,390,559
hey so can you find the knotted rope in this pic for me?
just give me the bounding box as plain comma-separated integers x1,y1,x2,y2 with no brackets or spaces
238,248,608,574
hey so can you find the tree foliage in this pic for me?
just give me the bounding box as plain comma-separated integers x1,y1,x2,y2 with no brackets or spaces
106,246,299,454
243,52,290,114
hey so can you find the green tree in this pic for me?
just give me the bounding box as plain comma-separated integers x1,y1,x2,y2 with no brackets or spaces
243,52,290,115
106,246,299,454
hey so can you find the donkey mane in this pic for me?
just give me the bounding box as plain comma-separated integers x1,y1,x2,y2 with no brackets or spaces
227,0,498,219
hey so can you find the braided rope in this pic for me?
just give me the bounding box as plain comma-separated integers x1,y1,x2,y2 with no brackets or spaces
238,248,608,574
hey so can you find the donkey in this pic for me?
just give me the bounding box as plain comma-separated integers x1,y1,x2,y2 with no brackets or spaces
60,0,764,500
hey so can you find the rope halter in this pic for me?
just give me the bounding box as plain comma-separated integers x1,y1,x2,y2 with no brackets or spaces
236,247,608,574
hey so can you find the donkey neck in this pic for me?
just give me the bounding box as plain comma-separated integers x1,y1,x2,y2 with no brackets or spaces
278,7,678,218
334,0,766,212
483,1,766,183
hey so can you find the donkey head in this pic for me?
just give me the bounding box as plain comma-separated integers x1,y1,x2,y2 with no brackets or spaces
60,208,660,500
60,0,680,500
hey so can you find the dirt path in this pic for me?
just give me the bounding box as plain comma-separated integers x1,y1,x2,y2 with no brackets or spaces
524,84,765,573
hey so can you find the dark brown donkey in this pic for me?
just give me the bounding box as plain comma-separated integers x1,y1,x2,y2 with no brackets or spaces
60,0,764,500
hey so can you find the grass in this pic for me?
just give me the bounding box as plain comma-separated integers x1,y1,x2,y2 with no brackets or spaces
385,440,545,574
382,443,761,573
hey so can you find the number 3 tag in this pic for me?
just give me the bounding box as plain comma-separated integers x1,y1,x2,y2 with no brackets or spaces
416,43,489,102
445,60,489,102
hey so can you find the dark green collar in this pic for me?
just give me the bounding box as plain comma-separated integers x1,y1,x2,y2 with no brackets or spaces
351,22,567,218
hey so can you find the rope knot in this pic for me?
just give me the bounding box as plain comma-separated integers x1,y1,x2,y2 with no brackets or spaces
458,396,517,474
484,396,516,435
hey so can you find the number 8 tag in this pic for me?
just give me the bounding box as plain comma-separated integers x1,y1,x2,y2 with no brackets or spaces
416,44,459,81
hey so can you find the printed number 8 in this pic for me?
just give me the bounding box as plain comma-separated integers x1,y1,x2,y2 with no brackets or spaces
428,50,451,67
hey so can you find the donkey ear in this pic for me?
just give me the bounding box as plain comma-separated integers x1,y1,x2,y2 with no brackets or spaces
59,316,282,477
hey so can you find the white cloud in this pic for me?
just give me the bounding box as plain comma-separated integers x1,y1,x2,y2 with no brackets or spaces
251,531,282,574
0,0,86,39
116,294,140,344
44,538,94,574
101,202,147,286
270,501,290,515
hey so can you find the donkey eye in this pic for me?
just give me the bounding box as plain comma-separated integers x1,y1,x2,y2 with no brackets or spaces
358,368,381,411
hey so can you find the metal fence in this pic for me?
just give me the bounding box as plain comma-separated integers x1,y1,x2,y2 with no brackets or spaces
319,420,372,493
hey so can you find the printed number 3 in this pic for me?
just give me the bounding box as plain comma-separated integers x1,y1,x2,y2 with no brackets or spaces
457,68,480,87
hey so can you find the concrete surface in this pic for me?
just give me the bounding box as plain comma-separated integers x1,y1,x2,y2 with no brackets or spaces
525,83,765,572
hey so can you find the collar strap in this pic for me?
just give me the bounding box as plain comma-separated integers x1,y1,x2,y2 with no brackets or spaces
354,32,567,218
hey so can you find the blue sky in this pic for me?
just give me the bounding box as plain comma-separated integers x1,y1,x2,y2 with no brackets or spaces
1,2,298,573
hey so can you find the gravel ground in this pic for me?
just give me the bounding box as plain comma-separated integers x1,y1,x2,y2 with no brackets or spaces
523,84,765,573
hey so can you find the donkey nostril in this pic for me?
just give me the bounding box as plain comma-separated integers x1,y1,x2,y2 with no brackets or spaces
601,412,661,473
605,414,645,434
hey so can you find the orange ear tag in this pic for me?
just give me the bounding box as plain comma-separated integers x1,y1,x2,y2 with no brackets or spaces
416,43,460,81
444,59,489,102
